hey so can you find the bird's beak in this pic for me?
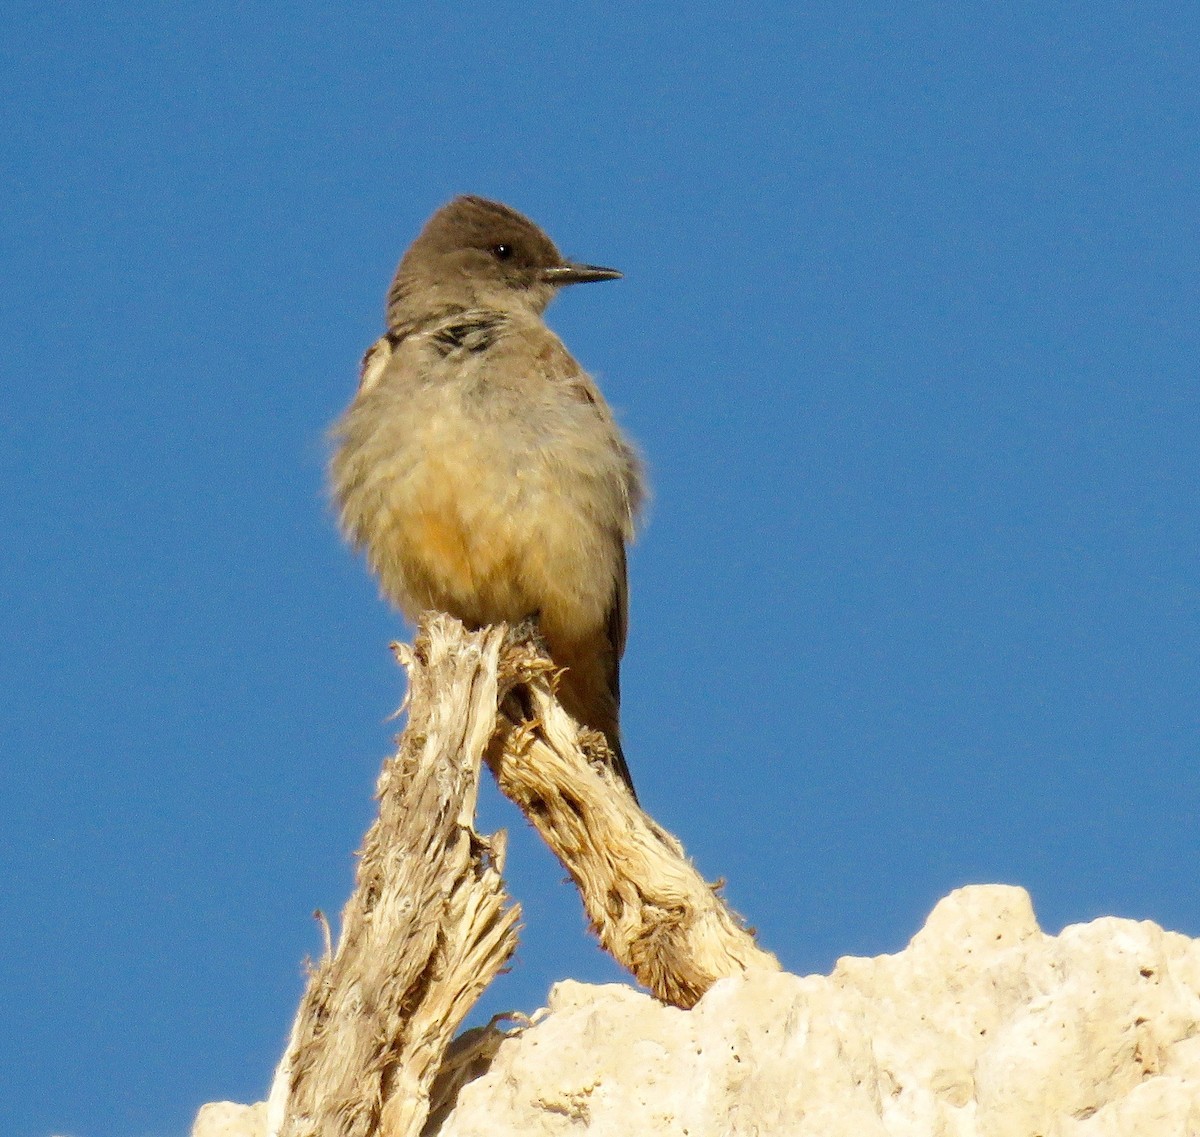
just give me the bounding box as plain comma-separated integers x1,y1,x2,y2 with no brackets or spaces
540,262,623,286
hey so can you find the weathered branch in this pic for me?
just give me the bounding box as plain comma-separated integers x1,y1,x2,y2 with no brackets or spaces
489,631,779,1009
266,614,776,1137
266,623,520,1137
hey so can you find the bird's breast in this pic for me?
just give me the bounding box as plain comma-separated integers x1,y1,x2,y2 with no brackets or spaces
340,383,624,637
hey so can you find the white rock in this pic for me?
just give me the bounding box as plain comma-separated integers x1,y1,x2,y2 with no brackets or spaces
192,1100,268,1137
195,885,1200,1137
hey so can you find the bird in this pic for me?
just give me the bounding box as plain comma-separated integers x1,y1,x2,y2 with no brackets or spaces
330,195,645,799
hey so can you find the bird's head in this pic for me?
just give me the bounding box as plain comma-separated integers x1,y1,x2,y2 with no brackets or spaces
386,195,621,326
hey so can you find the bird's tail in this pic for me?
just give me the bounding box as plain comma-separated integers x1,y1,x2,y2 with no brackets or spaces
605,732,639,805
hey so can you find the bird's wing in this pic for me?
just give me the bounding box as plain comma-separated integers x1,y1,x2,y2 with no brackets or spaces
357,335,394,396
605,544,639,800
609,540,630,665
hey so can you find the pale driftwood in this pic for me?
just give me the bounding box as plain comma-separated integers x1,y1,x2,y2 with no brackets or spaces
267,614,775,1137
488,631,779,1009
266,622,520,1137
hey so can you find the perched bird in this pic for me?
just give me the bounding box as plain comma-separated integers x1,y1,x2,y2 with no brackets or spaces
331,195,645,798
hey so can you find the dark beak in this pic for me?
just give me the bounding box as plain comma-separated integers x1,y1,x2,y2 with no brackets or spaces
540,262,623,286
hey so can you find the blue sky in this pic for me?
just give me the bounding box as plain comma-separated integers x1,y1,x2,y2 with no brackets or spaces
3,4,1197,1135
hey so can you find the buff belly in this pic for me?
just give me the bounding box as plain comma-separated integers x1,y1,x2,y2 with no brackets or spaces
368,440,616,643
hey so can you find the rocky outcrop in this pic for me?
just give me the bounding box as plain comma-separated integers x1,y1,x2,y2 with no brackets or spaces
195,885,1200,1137
193,1101,268,1137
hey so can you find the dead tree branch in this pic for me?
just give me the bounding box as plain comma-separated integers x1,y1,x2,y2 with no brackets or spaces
489,630,779,1009
266,623,519,1137
266,614,776,1137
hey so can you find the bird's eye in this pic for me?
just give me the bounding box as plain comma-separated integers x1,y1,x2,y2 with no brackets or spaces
492,243,513,260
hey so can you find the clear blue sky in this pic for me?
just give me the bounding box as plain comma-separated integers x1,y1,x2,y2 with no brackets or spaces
3,4,1197,1136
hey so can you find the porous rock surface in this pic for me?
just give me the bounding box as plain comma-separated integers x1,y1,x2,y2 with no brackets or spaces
196,885,1200,1137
